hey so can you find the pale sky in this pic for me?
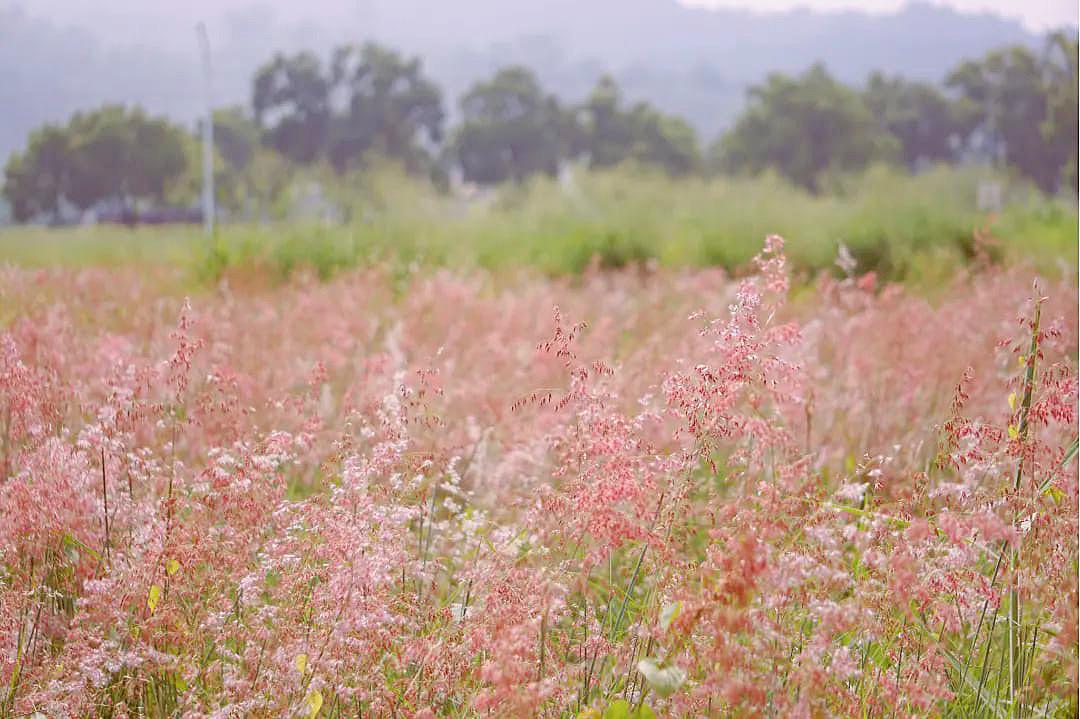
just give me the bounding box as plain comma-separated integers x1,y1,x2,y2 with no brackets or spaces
685,0,1077,30
17,0,1079,34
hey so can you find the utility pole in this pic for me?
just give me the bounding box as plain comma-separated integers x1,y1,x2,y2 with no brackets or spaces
196,22,215,236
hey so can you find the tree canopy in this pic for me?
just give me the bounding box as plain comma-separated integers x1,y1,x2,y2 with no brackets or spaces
715,64,898,191
3,105,188,222
251,43,444,173
578,76,700,175
1042,32,1079,191
328,43,444,173
212,106,261,174
864,73,959,170
4,31,1077,223
452,66,570,184
3,124,71,222
252,51,332,165
947,32,1078,192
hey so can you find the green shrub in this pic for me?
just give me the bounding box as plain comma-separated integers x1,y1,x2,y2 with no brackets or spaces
0,164,1073,284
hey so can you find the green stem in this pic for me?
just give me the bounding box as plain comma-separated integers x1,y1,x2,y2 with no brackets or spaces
1009,296,1041,719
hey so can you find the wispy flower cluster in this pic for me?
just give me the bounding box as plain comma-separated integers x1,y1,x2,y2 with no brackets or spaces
0,246,1075,717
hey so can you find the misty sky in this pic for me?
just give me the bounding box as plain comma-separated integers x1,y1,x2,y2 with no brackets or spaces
18,0,1078,34
690,0,1075,30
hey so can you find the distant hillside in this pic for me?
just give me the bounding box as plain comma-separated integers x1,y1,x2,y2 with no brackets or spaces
0,0,1053,162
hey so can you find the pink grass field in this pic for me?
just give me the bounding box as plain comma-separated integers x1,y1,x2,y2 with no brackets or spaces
1,239,1077,718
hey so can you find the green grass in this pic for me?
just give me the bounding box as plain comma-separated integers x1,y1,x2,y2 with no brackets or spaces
0,164,1074,285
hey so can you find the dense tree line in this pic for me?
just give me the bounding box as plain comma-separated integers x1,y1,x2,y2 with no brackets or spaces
4,33,1076,222
3,107,189,222
713,31,1078,193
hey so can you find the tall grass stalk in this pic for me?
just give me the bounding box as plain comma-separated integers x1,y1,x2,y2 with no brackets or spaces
1009,294,1042,719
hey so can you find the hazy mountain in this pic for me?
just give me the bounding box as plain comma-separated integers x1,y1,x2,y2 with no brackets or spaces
0,0,1054,162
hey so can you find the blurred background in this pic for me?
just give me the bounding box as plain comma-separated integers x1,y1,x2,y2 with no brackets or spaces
0,0,1077,281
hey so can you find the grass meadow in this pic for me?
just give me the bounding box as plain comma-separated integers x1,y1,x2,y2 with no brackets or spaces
2,165,1076,284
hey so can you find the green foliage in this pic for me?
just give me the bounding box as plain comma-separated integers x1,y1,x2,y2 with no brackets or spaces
251,43,444,174
1040,31,1079,191
453,66,570,184
578,76,630,169
2,124,71,222
167,129,239,213
7,34,1077,224
711,33,1077,194
450,70,700,185
630,109,699,176
864,72,959,169
2,105,189,221
327,43,444,173
198,108,294,218
212,106,260,174
598,699,656,719
252,51,332,165
242,147,295,219
578,76,700,176
1,166,1073,286
947,34,1079,193
715,64,899,190
68,105,189,209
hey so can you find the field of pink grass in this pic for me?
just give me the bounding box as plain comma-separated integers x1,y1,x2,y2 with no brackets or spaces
1,238,1077,718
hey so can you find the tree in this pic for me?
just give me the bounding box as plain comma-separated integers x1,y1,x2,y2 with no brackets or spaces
212,106,261,174
452,66,569,184
201,107,265,215
715,64,898,190
65,105,188,211
162,127,241,214
327,43,444,173
629,106,699,175
3,106,188,221
946,36,1078,193
252,52,331,165
244,147,294,219
577,75,700,175
1040,31,1079,191
864,72,959,169
579,75,636,169
2,124,72,222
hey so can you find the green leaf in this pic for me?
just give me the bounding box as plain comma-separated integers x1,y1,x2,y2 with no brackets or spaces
165,558,181,576
603,700,631,719
633,705,657,719
147,584,162,613
1043,484,1065,505
637,657,686,698
62,533,102,561
659,600,682,632
1063,437,1079,468
1037,437,1078,494
305,689,323,718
